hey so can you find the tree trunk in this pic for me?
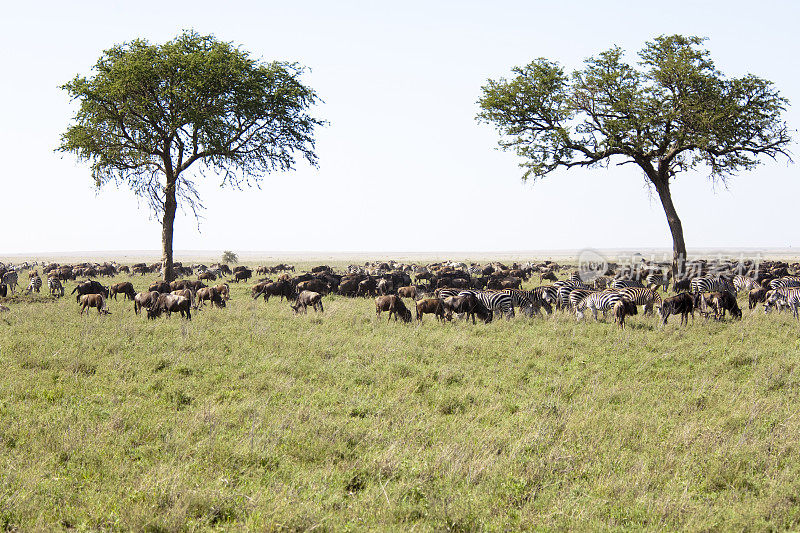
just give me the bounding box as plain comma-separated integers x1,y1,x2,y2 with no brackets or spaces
653,176,687,281
161,177,177,282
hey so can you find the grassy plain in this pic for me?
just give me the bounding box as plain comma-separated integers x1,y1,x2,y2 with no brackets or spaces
1,261,800,531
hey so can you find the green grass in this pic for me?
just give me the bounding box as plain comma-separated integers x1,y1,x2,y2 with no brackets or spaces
2,263,800,531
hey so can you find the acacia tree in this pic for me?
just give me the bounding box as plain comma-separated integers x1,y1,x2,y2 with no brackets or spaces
59,31,324,281
477,35,791,276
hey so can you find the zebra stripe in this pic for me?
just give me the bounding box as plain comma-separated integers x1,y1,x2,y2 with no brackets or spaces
769,276,800,290
575,291,625,320
690,276,736,296
610,279,644,290
458,290,515,319
733,275,760,293
618,287,662,313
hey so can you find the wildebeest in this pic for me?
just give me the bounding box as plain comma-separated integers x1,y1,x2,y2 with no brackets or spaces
252,280,290,301
148,294,191,320
133,291,160,315
290,290,324,314
231,269,252,283
149,280,171,294
171,288,196,308
442,292,492,324
196,287,226,308
415,298,447,322
658,292,695,325
72,280,109,303
296,279,329,295
213,284,231,301
701,291,742,320
110,282,136,301
749,287,768,310
374,295,412,322
199,271,217,282
612,299,638,329
79,294,109,315
397,286,419,299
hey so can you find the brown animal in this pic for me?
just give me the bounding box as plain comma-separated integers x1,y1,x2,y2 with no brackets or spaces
290,290,324,314
374,295,412,322
197,287,226,308
415,298,447,322
149,280,171,294
658,292,694,325
172,289,195,308
612,299,638,329
442,293,492,324
296,279,329,295
199,271,217,282
133,291,160,315
213,284,230,301
749,287,768,309
397,286,417,299
231,269,252,283
147,294,191,320
79,294,109,315
109,282,136,301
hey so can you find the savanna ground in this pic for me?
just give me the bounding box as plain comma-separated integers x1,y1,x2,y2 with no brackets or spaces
2,259,800,531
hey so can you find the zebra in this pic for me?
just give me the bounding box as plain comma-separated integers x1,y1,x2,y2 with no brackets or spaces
553,280,590,309
764,288,800,318
690,276,736,296
610,278,644,290
26,275,42,293
575,291,626,321
618,287,663,315
503,288,552,316
733,274,760,293
458,290,514,319
645,273,670,292
435,288,461,300
769,276,800,290
1,271,18,293
569,288,598,310
47,277,64,298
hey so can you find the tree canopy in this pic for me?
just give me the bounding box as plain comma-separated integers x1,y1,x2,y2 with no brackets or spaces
477,35,792,273
59,30,324,280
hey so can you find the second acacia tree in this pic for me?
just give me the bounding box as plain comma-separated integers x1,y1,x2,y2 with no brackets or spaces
477,35,791,276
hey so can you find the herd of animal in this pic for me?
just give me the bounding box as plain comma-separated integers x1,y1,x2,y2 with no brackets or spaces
2,258,800,328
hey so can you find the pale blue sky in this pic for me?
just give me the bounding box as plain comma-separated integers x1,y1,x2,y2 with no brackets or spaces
1,0,797,254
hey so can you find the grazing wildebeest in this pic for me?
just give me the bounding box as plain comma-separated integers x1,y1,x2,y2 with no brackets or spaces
658,292,695,325
148,294,191,320
149,280,171,294
72,280,109,303
196,287,226,308
612,299,638,329
213,284,231,301
79,294,109,315
199,271,217,282
374,295,412,322
290,290,324,314
133,291,160,315
110,282,136,301
442,293,492,324
377,278,394,296
357,278,377,298
252,280,290,301
415,298,447,322
231,269,252,283
171,288,196,308
701,291,742,320
397,286,419,299
296,279,329,295
749,287,768,310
